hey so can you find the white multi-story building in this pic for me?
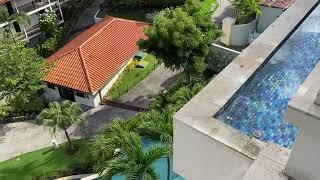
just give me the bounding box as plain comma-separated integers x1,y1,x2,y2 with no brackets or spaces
0,0,66,41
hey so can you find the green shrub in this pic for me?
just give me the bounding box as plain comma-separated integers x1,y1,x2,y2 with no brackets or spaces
125,59,139,71
231,0,261,24
0,95,48,120
102,0,185,11
39,10,60,38
37,37,60,58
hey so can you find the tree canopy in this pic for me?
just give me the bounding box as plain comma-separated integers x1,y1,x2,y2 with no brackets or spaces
0,40,49,99
139,0,222,79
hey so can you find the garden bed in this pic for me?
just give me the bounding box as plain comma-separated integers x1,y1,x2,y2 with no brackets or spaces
106,55,159,100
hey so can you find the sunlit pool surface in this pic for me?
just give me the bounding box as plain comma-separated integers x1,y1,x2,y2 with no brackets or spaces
216,5,320,148
109,140,183,180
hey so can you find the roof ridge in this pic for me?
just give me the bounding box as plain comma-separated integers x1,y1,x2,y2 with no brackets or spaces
77,48,93,93
79,17,116,49
110,16,152,25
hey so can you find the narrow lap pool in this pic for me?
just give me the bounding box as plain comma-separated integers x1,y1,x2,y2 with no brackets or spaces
216,5,320,148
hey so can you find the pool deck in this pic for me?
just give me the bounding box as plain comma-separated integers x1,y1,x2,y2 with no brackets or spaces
173,0,319,179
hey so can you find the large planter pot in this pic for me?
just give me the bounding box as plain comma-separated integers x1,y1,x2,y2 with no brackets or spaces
220,17,258,46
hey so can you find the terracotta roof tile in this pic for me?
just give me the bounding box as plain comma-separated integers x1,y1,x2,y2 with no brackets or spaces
261,0,296,9
44,17,149,93
0,0,9,4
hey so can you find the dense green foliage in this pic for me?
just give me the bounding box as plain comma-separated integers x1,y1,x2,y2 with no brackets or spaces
139,0,222,80
91,78,206,179
0,95,48,120
91,120,169,179
0,40,48,99
37,101,86,151
102,0,185,11
0,139,90,180
39,10,60,38
231,0,261,24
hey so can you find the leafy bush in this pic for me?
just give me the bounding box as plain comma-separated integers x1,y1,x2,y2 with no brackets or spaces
0,95,48,120
39,10,60,38
102,0,185,11
231,0,261,24
125,59,140,71
150,79,206,111
37,37,60,58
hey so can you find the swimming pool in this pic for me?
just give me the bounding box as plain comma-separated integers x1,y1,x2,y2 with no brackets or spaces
110,139,183,180
216,4,320,148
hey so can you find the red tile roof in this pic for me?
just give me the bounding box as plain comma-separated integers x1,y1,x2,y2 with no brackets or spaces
0,0,9,4
261,0,296,9
44,17,149,93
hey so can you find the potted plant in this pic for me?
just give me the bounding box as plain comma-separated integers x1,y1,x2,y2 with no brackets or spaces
231,0,261,24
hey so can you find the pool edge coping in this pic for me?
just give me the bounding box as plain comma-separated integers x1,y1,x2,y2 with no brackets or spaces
174,0,319,172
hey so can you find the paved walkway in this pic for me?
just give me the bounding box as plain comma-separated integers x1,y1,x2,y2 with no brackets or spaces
0,105,137,162
0,65,180,162
118,64,181,109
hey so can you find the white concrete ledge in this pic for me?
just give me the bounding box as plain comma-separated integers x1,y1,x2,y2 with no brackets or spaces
174,0,319,179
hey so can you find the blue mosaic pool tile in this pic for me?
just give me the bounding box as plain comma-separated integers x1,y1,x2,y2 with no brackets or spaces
216,6,320,149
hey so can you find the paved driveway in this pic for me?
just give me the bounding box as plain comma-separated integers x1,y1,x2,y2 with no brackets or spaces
118,64,182,109
0,105,137,162
0,65,180,162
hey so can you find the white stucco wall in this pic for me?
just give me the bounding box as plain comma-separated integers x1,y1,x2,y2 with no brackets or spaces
257,6,283,33
174,119,253,180
285,107,320,180
44,59,132,107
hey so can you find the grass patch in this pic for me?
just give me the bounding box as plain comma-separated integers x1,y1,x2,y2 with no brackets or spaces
200,0,218,15
107,55,158,100
0,139,90,180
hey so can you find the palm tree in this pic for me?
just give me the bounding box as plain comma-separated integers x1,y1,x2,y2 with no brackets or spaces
37,100,86,152
91,119,169,180
0,7,30,41
138,108,174,180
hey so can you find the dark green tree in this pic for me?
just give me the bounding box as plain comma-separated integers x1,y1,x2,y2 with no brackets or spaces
0,40,49,99
139,0,222,82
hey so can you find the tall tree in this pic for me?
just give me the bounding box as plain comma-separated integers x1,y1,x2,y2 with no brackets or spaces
0,40,49,99
139,0,222,82
37,101,86,152
91,119,169,180
139,108,175,180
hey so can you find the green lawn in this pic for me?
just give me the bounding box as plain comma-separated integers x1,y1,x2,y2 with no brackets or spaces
107,55,158,100
0,139,90,180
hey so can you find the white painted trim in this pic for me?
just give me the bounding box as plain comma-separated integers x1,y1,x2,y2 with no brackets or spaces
211,43,241,54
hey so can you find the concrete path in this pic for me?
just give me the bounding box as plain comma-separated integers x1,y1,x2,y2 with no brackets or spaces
0,65,180,162
118,64,182,109
0,105,137,162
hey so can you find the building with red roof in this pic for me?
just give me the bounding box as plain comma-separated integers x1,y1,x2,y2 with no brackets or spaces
44,16,149,107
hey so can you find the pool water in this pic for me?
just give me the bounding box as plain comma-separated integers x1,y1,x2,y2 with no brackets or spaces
111,139,183,180
216,5,320,148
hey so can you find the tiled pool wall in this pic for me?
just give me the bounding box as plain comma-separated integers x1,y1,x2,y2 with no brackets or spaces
215,4,320,148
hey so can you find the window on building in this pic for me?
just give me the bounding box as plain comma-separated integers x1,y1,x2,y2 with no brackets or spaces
47,83,55,89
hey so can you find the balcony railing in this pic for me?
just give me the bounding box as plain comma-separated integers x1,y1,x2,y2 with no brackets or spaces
14,0,64,14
